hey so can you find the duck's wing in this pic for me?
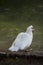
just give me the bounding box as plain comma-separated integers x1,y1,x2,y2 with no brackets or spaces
12,32,25,46
12,32,30,49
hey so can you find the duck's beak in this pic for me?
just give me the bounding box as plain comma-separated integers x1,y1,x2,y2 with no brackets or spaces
32,28,35,31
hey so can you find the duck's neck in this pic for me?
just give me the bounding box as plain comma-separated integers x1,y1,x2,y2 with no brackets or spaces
26,30,32,34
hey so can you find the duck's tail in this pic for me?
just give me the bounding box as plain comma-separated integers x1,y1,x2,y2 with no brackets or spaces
8,46,19,51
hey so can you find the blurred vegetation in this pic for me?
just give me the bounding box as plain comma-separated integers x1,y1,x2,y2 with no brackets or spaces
0,0,43,51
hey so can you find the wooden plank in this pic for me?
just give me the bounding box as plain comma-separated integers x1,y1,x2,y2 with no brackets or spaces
0,51,43,57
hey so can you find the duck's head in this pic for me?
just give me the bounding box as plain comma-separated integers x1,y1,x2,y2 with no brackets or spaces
26,25,34,33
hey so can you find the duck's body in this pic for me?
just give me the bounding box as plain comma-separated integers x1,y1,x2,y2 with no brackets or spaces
8,25,34,51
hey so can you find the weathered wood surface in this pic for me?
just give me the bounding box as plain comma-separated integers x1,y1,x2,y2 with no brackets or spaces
0,50,43,65
0,50,43,57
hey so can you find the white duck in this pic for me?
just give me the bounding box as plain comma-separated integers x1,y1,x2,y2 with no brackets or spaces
8,25,34,51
